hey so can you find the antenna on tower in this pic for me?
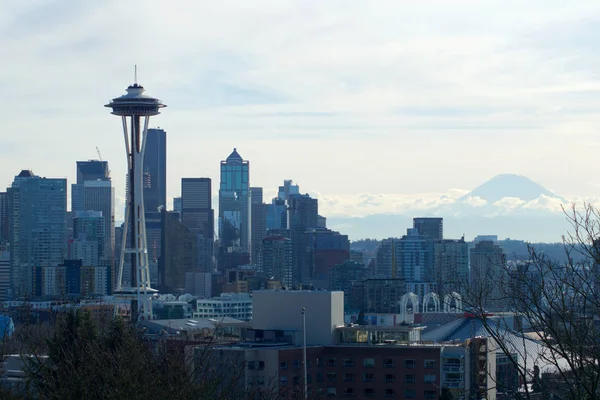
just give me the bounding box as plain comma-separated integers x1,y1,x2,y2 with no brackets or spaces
134,65,138,84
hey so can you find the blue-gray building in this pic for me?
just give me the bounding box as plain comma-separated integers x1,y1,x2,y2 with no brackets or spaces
143,128,167,213
218,149,250,254
7,170,66,298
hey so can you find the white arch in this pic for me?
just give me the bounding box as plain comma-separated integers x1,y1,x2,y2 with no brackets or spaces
422,292,440,313
399,292,419,320
443,292,463,313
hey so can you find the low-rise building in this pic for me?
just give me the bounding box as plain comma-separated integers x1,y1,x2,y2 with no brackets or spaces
192,293,252,321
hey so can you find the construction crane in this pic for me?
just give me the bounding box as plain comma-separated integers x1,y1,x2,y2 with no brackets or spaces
96,147,111,179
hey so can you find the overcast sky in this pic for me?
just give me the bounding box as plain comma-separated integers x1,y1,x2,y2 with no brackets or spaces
2,0,600,218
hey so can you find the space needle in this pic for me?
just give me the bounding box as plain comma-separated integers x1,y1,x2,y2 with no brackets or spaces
105,68,165,320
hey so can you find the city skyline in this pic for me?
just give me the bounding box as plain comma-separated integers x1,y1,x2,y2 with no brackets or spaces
3,1,600,230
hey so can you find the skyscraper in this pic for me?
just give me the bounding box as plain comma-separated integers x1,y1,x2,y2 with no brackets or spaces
71,161,115,284
287,193,318,284
250,187,267,265
470,240,507,311
7,170,66,298
262,235,292,289
434,238,468,299
218,149,250,253
0,192,7,243
72,210,106,267
143,128,167,213
181,178,214,272
413,217,443,240
159,210,197,294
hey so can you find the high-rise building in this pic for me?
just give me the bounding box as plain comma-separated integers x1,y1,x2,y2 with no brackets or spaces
72,211,105,267
173,197,182,213
287,193,319,284
143,128,167,213
250,187,267,265
145,211,162,287
304,228,350,281
72,160,109,212
413,217,443,240
262,235,293,289
375,229,434,283
0,192,7,243
7,170,66,298
433,238,468,299
71,161,115,286
159,210,197,294
470,240,507,311
0,251,9,301
181,178,214,272
218,149,250,253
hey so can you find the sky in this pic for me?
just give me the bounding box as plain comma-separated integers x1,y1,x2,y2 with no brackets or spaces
2,0,600,221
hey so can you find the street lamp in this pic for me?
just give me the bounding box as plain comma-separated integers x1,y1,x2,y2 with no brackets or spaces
302,306,307,399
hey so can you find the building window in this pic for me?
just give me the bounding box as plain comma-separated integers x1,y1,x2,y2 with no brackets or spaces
385,388,396,398
425,359,437,369
280,361,288,370
327,357,336,367
404,373,415,383
280,376,288,386
344,388,355,397
404,359,416,369
258,361,265,370
317,358,324,367
424,389,437,399
344,358,355,367
384,358,395,368
326,372,337,382
344,373,355,382
317,372,324,382
326,387,337,397
424,374,437,383
293,359,301,369
385,373,395,383
363,388,375,398
404,388,416,398
248,361,256,370
363,372,375,382
307,374,312,383
307,360,312,369
363,358,375,368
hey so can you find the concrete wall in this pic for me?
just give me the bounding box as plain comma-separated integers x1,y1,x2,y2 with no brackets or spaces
252,290,344,345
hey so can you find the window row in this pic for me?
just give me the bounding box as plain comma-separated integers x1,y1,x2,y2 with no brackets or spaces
279,372,437,384
324,387,437,398
281,357,437,369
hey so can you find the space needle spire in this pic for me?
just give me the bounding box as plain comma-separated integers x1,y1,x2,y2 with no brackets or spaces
105,70,166,321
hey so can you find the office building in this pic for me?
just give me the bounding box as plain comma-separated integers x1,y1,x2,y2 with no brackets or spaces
433,238,469,299
142,128,167,213
33,260,110,298
328,260,369,304
185,271,212,298
262,235,293,289
145,211,162,286
181,178,214,272
470,240,507,311
173,197,182,213
7,170,66,298
303,228,350,281
413,217,443,240
0,192,7,243
0,251,9,301
250,187,267,265
287,193,318,283
72,211,105,267
192,292,252,321
375,229,434,283
159,210,197,294
218,148,250,254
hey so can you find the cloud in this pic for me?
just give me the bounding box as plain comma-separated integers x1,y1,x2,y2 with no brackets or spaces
462,196,488,207
493,197,526,209
523,195,567,213
2,0,600,215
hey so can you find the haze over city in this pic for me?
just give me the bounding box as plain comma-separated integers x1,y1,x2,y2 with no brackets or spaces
3,1,600,241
